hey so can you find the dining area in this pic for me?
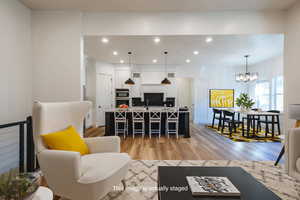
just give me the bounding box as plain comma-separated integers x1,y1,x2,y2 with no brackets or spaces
209,93,282,142
211,108,281,138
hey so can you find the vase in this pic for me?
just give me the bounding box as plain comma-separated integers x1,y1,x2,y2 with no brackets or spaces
240,107,249,113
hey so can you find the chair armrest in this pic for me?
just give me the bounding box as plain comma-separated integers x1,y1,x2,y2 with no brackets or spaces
38,150,81,182
84,136,120,153
286,128,300,178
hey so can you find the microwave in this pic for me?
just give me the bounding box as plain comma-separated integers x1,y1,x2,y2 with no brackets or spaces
116,89,129,98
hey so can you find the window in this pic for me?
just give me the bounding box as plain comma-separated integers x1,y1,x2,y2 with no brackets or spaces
254,81,270,111
272,76,284,111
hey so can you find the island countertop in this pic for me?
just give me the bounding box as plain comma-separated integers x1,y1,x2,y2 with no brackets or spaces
105,107,190,138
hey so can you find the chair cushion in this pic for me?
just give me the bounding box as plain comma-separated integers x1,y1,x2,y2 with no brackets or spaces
79,152,131,184
41,126,89,155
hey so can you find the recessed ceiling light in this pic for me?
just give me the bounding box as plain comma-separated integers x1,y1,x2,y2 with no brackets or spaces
206,37,213,43
120,60,124,64
186,59,191,63
154,37,160,43
152,59,158,63
193,51,199,55
113,51,118,56
101,37,109,43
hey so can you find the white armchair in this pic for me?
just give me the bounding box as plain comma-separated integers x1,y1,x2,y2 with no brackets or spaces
32,101,131,200
285,104,300,180
286,128,300,180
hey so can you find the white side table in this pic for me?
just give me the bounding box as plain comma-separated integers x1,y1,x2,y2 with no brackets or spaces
26,186,53,200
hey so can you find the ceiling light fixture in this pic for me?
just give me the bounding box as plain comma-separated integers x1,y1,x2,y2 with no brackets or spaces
154,37,161,43
101,37,109,43
186,59,191,63
235,55,259,83
124,52,135,85
193,51,199,55
206,37,213,43
152,59,157,63
113,51,118,56
161,51,171,85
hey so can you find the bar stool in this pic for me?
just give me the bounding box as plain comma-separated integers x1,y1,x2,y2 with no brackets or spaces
166,110,179,139
132,111,145,138
149,111,161,138
114,110,127,138
211,109,223,131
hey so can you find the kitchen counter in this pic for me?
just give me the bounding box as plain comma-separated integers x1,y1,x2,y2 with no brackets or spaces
105,107,190,138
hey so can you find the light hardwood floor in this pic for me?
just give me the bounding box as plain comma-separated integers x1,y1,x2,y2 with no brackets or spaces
86,124,283,162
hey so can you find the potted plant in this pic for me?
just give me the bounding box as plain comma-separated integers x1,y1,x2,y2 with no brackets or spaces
236,93,255,112
0,169,39,200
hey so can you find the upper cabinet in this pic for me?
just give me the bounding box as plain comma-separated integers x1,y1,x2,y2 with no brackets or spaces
115,69,131,89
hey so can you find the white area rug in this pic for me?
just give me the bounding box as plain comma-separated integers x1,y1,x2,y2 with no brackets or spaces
66,160,300,200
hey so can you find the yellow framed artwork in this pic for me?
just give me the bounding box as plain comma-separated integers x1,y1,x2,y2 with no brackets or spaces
209,89,234,108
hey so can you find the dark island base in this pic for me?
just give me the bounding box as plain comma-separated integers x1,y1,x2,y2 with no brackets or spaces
105,112,190,138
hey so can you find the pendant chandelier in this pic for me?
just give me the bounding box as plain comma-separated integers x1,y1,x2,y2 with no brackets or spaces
235,55,258,83
124,52,135,85
161,51,171,85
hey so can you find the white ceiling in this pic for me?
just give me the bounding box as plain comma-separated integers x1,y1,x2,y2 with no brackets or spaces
21,0,297,11
84,35,284,67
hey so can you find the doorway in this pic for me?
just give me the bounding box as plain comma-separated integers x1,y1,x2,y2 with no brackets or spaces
96,73,113,126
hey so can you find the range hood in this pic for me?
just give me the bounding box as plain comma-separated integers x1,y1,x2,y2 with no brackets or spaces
141,71,165,85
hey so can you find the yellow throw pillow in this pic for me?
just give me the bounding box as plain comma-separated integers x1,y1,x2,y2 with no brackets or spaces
41,126,89,155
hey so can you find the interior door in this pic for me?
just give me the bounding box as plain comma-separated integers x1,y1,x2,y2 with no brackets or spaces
96,73,113,126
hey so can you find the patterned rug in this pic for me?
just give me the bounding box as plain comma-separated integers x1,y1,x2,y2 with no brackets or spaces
207,125,282,142
100,160,300,200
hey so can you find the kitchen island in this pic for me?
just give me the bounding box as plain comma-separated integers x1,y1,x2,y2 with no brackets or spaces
105,107,190,138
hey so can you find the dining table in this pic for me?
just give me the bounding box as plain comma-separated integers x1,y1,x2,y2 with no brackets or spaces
221,108,281,138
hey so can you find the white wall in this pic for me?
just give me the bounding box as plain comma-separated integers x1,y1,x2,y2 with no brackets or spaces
0,0,32,174
285,1,300,130
248,55,283,101
194,65,247,124
32,11,82,102
32,10,286,104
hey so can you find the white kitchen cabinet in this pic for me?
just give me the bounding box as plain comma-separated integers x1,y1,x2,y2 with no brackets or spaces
115,69,131,88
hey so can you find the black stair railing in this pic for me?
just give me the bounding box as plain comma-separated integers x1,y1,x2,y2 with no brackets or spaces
0,116,36,173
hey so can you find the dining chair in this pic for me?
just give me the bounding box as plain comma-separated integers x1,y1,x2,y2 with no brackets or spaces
211,109,223,131
222,110,243,137
258,110,281,137
241,108,261,132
